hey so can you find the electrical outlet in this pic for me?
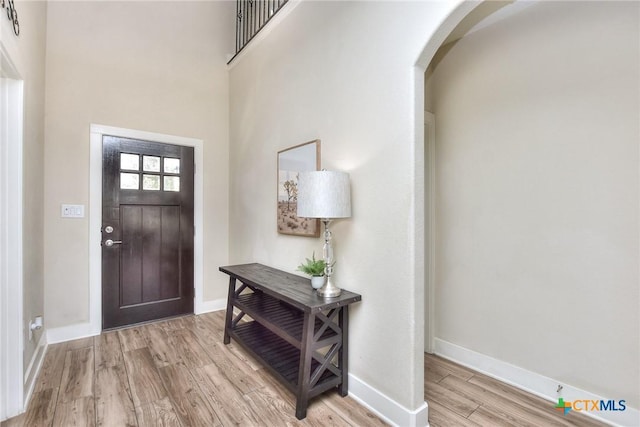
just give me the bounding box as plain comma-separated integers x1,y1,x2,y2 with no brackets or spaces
28,316,43,341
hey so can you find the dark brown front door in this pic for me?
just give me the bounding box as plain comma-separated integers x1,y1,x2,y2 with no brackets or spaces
102,136,194,329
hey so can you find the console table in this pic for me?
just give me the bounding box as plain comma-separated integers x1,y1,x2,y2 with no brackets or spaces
219,263,361,419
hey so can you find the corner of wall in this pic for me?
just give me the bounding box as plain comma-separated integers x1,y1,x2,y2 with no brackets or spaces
348,374,429,427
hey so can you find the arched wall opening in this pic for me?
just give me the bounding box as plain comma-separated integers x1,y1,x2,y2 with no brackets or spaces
407,1,488,416
414,2,639,425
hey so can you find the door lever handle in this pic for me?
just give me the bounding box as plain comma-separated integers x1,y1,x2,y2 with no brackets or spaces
103,239,122,247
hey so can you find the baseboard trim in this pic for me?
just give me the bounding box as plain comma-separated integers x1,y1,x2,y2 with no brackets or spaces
348,374,428,427
434,338,639,427
195,298,226,315
46,300,227,345
23,332,47,408
47,322,98,345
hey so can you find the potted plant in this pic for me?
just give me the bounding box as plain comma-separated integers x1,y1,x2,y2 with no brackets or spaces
297,253,326,289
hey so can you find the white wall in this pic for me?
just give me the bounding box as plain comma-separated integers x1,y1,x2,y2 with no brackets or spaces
43,1,234,329
0,0,48,380
429,1,639,409
229,0,464,415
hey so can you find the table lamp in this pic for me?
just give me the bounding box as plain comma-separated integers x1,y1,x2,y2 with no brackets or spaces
297,170,351,298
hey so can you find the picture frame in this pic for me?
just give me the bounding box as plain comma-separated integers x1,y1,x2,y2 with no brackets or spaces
277,140,321,237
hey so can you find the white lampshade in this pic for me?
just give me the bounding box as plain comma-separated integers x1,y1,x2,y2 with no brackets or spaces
297,171,351,219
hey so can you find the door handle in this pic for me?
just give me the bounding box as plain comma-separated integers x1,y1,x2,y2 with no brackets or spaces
104,239,122,247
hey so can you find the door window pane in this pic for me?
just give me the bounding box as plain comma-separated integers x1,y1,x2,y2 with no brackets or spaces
164,158,180,174
120,153,139,171
120,173,139,190
143,156,161,172
163,176,180,192
142,174,160,191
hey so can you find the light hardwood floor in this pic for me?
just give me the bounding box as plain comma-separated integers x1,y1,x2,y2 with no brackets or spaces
424,353,606,427
2,311,607,426
2,312,385,427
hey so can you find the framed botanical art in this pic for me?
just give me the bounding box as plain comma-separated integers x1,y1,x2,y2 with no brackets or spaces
277,140,320,237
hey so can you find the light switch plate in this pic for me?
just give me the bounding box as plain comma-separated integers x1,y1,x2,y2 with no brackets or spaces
61,204,85,218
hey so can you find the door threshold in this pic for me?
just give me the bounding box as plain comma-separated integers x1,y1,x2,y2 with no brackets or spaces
102,313,195,332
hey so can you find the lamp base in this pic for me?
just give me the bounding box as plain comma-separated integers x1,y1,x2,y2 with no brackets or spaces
317,278,342,298
317,218,342,298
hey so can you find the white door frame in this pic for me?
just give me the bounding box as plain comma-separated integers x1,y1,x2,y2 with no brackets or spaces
424,111,436,353
0,43,24,421
89,125,204,336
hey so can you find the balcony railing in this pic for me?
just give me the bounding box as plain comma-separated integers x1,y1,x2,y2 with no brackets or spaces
230,0,288,63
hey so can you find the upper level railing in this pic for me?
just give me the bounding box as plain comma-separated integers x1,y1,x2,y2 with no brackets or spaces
230,0,288,63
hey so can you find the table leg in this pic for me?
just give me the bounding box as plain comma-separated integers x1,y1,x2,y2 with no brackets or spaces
338,305,349,396
295,312,315,419
223,277,236,344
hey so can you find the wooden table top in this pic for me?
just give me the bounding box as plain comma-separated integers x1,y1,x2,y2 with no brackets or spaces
219,263,361,313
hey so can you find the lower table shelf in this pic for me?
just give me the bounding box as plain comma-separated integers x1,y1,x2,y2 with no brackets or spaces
231,321,340,394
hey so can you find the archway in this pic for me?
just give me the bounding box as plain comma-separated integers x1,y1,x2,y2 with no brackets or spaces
413,2,640,425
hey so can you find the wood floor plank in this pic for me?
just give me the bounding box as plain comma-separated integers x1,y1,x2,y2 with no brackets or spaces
135,397,182,427
169,328,212,369
181,313,251,368
424,379,479,418
322,390,390,427
34,343,67,393
177,315,197,330
242,389,296,426
59,347,94,404
467,372,553,410
304,401,354,427
188,314,229,357
144,323,180,368
192,339,263,394
191,363,261,426
191,314,223,342
468,405,534,427
157,315,194,332
253,367,297,407
158,363,222,427
201,311,226,332
94,331,123,371
118,326,148,353
52,396,95,427
427,400,481,427
123,347,167,407
22,387,59,427
225,341,264,371
425,353,474,381
425,361,449,384
439,374,566,427
0,414,24,427
65,337,95,351
95,365,137,427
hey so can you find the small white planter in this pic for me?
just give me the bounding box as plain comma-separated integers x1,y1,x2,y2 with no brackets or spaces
311,276,325,289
